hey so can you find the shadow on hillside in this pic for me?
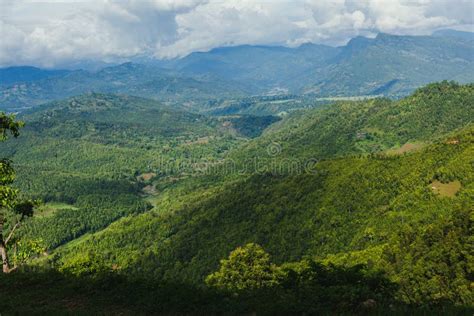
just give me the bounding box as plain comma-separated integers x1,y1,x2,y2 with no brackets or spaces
1,267,472,315
0,270,221,314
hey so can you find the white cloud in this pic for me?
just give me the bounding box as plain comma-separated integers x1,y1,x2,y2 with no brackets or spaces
0,0,472,67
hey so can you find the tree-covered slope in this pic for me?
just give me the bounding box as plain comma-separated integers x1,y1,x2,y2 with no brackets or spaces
47,83,474,306
0,93,250,249
2,93,241,185
232,81,474,164
52,123,473,305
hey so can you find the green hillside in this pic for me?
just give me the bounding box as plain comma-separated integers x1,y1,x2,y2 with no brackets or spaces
225,82,473,178
0,93,247,249
201,94,330,116
50,124,473,303
24,82,471,309
0,82,472,313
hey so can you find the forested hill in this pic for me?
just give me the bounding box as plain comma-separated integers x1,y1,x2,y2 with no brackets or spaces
2,93,238,182
0,0,473,311
19,93,221,138
231,81,474,164
52,118,474,308
16,82,470,311
0,93,250,250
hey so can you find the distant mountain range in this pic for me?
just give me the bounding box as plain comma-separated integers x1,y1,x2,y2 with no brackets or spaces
0,63,247,112
1,30,473,112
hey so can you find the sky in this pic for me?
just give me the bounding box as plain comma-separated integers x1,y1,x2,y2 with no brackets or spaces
1,0,473,68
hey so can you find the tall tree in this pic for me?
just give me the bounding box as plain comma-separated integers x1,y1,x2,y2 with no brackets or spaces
206,243,281,292
0,113,33,273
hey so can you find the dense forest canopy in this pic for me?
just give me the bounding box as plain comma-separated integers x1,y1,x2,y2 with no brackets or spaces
0,81,472,313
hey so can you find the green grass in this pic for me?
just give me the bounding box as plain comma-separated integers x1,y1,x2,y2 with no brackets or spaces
430,180,462,197
386,142,426,155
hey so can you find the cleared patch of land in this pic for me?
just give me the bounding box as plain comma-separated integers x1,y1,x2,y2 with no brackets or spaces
184,136,211,146
137,172,156,181
387,142,425,155
430,180,462,197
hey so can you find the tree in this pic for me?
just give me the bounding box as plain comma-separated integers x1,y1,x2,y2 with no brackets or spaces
205,243,281,292
0,113,34,273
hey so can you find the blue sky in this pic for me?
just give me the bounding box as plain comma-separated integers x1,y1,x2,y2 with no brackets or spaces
1,0,473,67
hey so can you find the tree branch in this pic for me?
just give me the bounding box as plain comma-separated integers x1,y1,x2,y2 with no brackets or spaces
4,221,21,246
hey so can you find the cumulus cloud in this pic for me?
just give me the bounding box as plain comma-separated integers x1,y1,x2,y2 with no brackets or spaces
0,0,472,67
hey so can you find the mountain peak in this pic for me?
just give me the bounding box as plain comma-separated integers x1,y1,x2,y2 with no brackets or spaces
345,35,374,48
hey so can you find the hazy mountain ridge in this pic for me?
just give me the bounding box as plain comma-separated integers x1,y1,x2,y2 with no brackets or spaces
170,43,339,93
0,63,247,112
1,30,473,112
0,66,72,86
301,32,474,96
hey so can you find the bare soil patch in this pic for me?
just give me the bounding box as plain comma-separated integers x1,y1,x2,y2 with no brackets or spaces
137,172,156,181
430,180,462,197
387,142,425,155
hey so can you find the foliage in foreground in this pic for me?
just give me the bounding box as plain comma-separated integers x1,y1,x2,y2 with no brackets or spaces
206,243,397,313
1,243,472,314
0,113,38,273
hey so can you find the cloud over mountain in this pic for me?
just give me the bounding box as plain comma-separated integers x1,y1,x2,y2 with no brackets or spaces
0,0,473,67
